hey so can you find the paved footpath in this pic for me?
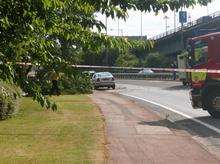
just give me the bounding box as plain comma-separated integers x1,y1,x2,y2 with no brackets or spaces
92,91,220,164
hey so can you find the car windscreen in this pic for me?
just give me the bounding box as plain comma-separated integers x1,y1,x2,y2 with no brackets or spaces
96,72,113,77
194,40,208,65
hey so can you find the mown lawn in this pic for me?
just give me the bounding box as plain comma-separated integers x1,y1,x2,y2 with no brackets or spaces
0,95,105,164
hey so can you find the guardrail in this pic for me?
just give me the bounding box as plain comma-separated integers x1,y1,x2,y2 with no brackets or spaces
113,73,178,81
150,11,220,41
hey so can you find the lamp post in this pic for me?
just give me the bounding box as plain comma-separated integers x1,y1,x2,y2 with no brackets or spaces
110,28,123,36
105,16,108,66
141,12,143,39
117,18,120,36
179,7,186,49
105,15,108,35
174,11,176,30
163,15,169,35
188,13,191,25
206,3,209,15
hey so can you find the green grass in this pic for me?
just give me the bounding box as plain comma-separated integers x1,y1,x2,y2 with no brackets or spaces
0,95,105,164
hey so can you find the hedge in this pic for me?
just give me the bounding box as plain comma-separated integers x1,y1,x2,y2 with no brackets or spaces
0,81,21,120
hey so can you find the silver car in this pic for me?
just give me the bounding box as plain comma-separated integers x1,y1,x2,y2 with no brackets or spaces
138,68,154,75
92,72,115,90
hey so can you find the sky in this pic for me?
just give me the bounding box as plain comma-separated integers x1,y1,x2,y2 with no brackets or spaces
96,0,220,38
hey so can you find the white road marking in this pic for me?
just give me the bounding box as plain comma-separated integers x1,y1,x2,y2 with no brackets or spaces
121,93,220,134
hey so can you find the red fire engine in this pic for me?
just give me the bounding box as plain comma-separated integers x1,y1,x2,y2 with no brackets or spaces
188,32,220,118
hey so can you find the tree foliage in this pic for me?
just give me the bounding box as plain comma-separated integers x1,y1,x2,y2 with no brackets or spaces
144,52,171,68
0,0,211,109
116,51,139,67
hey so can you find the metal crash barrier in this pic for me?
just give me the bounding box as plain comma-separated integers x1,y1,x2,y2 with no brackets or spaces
113,73,176,81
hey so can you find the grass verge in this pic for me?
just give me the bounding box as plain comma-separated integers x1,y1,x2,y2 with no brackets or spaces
0,95,105,164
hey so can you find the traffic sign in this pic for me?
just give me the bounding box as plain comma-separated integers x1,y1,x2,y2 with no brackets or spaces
179,11,187,23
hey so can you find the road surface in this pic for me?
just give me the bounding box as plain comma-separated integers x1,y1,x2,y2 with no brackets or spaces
114,80,220,158
92,91,220,163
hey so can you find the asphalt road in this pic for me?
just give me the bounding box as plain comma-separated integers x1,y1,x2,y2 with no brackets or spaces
92,91,220,163
115,79,220,158
116,80,208,118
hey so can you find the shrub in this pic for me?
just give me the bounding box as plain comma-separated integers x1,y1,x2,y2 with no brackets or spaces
19,67,93,96
0,81,21,120
60,71,93,94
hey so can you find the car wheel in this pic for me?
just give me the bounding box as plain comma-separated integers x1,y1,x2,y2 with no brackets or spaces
112,85,115,90
207,90,220,118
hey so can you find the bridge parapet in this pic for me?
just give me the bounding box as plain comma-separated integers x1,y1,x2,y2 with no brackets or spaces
150,11,220,41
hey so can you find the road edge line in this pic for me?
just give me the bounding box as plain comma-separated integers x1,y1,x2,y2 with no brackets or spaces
120,93,220,134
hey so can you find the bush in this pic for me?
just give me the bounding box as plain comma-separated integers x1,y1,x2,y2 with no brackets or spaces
60,71,93,94
20,68,93,96
0,81,21,120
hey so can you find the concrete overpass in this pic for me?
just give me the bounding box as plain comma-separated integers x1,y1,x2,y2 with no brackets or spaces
150,11,220,56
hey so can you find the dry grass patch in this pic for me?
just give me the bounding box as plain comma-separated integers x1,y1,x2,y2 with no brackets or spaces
0,95,105,164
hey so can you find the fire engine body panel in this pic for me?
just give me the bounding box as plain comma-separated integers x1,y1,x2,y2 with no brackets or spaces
189,32,220,118
177,53,190,85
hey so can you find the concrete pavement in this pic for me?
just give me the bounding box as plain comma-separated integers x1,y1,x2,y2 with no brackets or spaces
92,91,220,164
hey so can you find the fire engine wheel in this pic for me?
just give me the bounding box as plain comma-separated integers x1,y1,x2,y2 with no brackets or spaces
208,110,220,118
182,81,187,86
207,90,220,118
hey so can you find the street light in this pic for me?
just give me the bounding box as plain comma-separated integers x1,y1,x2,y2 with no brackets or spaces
174,11,176,30
117,19,119,36
141,12,143,39
109,28,124,36
163,15,169,35
105,15,108,35
188,13,192,26
206,3,209,15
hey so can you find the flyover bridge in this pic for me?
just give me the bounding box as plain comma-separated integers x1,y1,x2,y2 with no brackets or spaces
150,11,220,56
